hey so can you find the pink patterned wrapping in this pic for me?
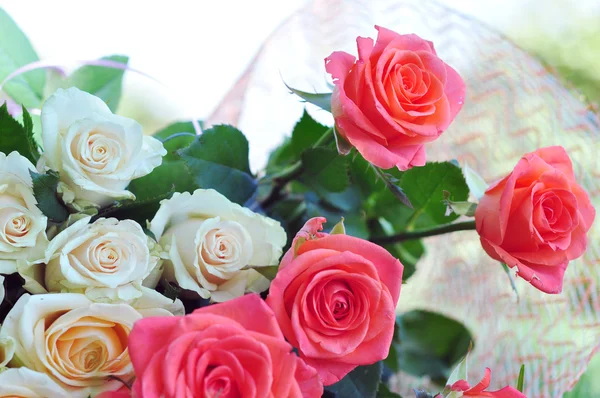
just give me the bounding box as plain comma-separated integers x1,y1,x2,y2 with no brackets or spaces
207,1,600,397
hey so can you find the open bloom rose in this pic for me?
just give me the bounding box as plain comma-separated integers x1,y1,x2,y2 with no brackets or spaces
266,217,403,385
149,189,287,302
111,294,323,398
35,216,162,302
0,152,48,274
0,292,179,397
447,368,525,398
326,26,465,170
0,367,67,397
40,87,166,207
475,146,595,293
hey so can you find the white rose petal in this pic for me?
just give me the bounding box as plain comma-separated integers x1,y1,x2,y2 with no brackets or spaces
0,334,16,368
0,367,67,397
0,292,179,397
40,87,167,207
0,152,48,273
149,189,287,302
32,216,164,302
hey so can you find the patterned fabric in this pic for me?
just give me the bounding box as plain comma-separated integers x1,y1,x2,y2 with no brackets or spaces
206,1,600,396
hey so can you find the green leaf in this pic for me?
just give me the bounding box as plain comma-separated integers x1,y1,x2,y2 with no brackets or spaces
106,160,198,224
67,55,129,112
374,166,412,208
384,342,399,372
301,147,349,193
330,217,346,235
463,163,488,200
249,265,279,280
442,190,477,217
0,8,45,107
350,154,386,197
283,82,332,112
517,364,525,393
446,347,470,387
395,310,473,384
400,162,469,229
266,137,296,175
325,361,383,398
29,170,69,223
153,121,200,161
179,125,256,204
291,110,329,157
377,383,403,398
0,104,39,164
374,218,422,281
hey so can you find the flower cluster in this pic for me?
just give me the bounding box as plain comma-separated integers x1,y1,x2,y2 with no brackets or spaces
0,22,594,398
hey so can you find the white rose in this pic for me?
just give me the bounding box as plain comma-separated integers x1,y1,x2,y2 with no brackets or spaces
0,292,181,397
149,189,287,302
0,367,67,397
40,87,166,208
34,216,163,302
0,152,48,275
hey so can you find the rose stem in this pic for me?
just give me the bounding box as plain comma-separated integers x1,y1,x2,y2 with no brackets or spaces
370,220,477,244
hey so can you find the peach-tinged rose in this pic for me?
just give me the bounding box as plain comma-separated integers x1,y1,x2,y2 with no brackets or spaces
447,368,525,397
149,189,286,302
266,217,403,385
40,87,166,208
124,294,323,398
475,146,595,294
0,292,180,397
0,152,48,274
326,26,465,170
0,367,67,397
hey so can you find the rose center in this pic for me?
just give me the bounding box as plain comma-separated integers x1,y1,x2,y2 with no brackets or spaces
203,365,238,398
402,76,413,91
543,205,555,223
3,213,31,243
91,241,124,273
78,342,106,372
331,293,351,320
48,319,130,380
74,131,123,173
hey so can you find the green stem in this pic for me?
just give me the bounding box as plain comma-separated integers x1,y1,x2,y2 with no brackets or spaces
259,128,334,208
371,220,477,244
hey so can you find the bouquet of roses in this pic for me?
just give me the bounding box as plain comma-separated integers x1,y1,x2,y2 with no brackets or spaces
0,10,595,397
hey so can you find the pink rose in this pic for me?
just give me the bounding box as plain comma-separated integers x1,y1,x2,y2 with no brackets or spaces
325,26,465,170
116,294,322,397
475,146,595,293
449,368,526,397
266,217,403,385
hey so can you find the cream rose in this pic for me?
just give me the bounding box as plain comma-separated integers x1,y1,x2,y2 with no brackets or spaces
0,292,181,397
149,189,287,302
30,216,163,302
0,152,48,274
0,367,67,397
40,87,166,208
